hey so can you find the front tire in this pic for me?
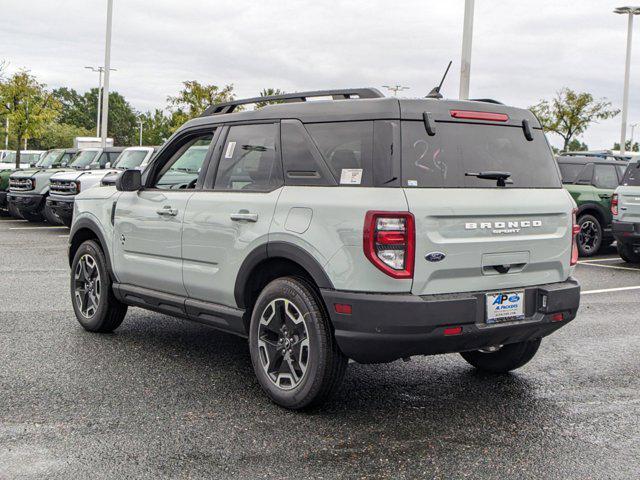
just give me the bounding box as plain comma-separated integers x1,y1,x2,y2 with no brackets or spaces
577,214,602,257
70,240,127,333
617,242,640,264
460,339,541,373
249,277,347,409
7,202,22,219
21,210,45,223
44,204,62,225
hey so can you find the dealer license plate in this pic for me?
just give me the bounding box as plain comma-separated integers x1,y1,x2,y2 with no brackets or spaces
485,290,525,324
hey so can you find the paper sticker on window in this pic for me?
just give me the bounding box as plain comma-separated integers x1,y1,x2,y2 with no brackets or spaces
225,141,236,159
407,180,418,187
340,168,363,185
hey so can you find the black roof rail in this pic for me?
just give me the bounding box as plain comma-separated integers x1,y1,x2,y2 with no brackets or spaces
469,98,504,105
201,88,385,116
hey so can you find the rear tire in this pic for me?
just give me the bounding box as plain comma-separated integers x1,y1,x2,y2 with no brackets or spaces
617,242,640,264
248,277,347,410
70,240,127,333
577,214,602,257
460,338,541,373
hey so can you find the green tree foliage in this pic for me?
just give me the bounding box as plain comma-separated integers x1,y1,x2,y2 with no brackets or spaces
566,139,589,152
613,140,639,152
256,88,286,109
530,88,619,151
167,81,235,126
139,109,174,146
0,70,60,167
53,87,138,145
30,123,93,150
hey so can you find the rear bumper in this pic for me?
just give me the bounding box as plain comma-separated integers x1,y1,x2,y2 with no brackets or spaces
7,192,45,215
46,195,75,222
612,220,640,245
321,278,580,364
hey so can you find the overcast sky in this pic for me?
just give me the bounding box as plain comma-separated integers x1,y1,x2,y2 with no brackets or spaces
1,0,639,149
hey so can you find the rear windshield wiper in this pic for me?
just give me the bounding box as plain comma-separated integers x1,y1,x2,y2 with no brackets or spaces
465,171,512,187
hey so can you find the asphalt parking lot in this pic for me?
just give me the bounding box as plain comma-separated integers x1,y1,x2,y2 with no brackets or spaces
0,218,639,480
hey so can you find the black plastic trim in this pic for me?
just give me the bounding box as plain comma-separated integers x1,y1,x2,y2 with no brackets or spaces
68,217,115,279
233,242,334,309
113,283,247,337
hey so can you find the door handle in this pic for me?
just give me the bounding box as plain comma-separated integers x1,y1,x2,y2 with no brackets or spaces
156,205,178,216
230,211,258,222
599,194,612,199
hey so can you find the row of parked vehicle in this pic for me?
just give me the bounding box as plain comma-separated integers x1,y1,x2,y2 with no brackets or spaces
0,146,157,226
557,151,640,262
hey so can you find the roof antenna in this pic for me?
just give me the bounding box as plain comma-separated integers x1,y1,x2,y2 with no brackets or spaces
426,61,452,99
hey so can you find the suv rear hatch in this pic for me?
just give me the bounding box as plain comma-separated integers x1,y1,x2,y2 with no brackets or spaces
399,100,573,296
616,161,640,223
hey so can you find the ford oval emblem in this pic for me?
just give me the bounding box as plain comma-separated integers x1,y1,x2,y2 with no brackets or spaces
425,252,446,262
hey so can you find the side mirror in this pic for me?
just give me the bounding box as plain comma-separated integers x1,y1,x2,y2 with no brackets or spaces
105,162,111,169
61,162,68,167
116,169,142,191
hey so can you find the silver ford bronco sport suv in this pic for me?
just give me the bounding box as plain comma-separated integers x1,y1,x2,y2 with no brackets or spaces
67,89,581,409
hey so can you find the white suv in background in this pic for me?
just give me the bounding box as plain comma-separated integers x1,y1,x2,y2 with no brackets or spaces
47,146,155,226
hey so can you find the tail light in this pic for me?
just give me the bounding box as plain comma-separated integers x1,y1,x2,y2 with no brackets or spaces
364,211,415,279
611,193,619,216
570,208,580,266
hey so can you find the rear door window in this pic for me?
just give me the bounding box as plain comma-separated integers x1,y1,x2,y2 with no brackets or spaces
306,121,373,186
593,164,619,189
401,121,561,188
621,162,640,186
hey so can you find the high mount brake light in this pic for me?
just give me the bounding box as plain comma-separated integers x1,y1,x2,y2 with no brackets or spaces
571,208,579,266
450,110,509,122
611,193,619,216
363,211,415,279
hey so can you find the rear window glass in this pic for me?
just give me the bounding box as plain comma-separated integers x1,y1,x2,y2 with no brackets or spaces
621,162,640,186
401,121,561,188
558,163,585,184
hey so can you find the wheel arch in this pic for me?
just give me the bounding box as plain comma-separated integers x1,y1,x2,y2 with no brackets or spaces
68,217,115,280
577,203,608,227
234,242,334,311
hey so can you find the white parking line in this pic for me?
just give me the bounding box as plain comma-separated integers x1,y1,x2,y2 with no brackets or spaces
578,257,622,263
0,219,28,222
577,262,640,272
582,285,640,295
9,226,68,230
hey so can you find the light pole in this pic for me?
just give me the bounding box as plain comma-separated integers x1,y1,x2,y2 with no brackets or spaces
630,122,638,150
614,6,640,155
137,117,144,146
382,85,410,96
85,66,116,137
459,0,475,99
100,0,114,148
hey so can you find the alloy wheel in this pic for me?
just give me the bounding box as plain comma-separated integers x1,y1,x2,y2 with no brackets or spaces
579,219,600,254
74,254,101,318
257,298,310,390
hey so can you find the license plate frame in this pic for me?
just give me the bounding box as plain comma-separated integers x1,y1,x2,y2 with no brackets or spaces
485,290,525,324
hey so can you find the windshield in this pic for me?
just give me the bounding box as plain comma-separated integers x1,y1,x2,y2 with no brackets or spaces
621,162,640,186
401,121,562,188
38,150,65,168
71,150,100,169
114,150,148,169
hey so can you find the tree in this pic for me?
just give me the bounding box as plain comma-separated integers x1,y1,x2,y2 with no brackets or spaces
566,139,589,152
530,88,619,151
30,123,93,150
256,88,286,109
139,109,174,146
167,81,235,126
613,140,639,152
53,87,138,145
0,70,59,167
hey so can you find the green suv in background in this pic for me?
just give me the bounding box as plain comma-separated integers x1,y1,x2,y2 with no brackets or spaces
556,154,628,256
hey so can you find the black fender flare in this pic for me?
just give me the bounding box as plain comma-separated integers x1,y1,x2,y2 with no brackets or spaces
234,241,334,309
68,216,115,279
577,202,611,227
